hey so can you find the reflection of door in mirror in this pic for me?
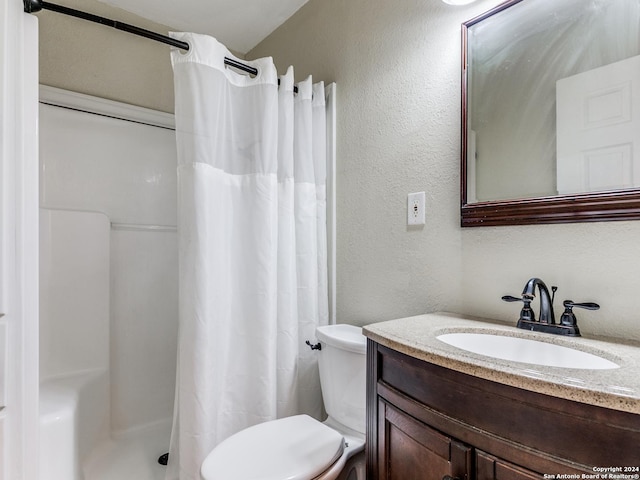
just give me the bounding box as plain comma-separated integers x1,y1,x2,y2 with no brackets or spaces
556,55,640,195
467,130,477,203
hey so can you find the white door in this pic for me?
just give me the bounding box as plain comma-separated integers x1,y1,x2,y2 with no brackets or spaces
556,54,640,195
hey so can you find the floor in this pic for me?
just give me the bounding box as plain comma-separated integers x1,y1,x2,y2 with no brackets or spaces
83,421,171,480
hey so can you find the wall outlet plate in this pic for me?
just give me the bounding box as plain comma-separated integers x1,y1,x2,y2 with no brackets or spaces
408,192,426,225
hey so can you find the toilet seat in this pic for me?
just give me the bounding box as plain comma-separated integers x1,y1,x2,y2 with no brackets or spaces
200,415,345,480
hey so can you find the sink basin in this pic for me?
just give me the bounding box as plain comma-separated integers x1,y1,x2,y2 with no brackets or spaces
437,332,619,370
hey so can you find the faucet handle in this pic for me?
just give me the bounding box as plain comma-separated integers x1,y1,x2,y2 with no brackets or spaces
502,295,535,322
501,295,524,302
563,300,600,310
559,300,599,334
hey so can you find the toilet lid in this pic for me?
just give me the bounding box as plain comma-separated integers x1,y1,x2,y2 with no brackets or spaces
201,415,345,480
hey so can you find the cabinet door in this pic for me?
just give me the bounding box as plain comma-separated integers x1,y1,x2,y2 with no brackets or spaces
378,399,471,480
476,450,541,480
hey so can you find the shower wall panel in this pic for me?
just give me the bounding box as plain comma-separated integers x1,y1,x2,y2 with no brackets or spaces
39,89,178,434
39,209,110,380
39,102,177,225
110,226,178,433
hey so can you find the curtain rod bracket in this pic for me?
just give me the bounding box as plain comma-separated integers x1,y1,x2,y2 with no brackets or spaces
24,0,43,13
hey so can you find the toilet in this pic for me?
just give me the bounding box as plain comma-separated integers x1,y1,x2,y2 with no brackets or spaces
201,324,367,480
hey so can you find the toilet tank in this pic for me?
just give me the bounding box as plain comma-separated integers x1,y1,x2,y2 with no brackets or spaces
316,324,367,435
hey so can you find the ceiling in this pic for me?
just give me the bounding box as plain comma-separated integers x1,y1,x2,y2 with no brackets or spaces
97,0,311,54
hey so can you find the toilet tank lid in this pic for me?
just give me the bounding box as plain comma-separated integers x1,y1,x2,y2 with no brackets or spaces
201,415,344,480
316,324,366,354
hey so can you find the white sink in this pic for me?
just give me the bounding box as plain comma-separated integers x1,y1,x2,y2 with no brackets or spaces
437,332,619,370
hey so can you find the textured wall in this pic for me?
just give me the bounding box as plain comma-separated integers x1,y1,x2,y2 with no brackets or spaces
250,0,640,341
37,0,176,112
250,0,473,327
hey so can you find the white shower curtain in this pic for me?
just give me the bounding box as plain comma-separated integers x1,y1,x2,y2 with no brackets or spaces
166,32,330,480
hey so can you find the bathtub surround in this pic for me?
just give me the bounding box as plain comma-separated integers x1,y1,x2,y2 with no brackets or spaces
39,210,110,380
38,88,178,479
39,210,111,480
167,32,332,480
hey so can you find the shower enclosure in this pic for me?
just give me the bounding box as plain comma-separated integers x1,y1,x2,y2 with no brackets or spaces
38,86,178,480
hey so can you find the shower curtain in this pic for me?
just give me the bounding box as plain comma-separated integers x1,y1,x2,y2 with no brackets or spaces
166,32,330,480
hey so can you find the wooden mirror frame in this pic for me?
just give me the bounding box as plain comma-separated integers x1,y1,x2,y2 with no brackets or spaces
460,0,640,227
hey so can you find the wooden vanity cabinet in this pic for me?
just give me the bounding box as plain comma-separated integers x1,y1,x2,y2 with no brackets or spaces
475,450,541,480
378,399,471,480
366,340,640,480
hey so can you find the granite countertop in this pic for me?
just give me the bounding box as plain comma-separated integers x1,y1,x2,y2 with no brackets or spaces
363,312,640,415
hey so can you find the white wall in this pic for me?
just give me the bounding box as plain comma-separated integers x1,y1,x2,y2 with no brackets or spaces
250,0,640,342
39,90,179,433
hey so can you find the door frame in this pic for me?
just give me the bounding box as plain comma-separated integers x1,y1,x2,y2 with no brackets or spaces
0,3,40,479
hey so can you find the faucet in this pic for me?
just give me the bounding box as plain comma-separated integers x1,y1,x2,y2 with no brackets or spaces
502,278,599,337
521,277,556,324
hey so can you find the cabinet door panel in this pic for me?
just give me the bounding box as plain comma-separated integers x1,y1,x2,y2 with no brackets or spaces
476,450,541,480
379,399,471,480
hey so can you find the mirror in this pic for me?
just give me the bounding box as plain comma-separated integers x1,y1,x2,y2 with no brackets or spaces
461,0,640,226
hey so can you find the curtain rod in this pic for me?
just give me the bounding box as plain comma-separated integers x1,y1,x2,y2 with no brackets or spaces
23,0,259,77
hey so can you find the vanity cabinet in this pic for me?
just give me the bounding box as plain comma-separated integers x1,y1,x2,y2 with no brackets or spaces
366,340,640,480
475,450,540,480
378,399,471,480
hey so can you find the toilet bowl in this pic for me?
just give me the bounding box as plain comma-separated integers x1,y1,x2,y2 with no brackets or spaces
201,324,367,480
